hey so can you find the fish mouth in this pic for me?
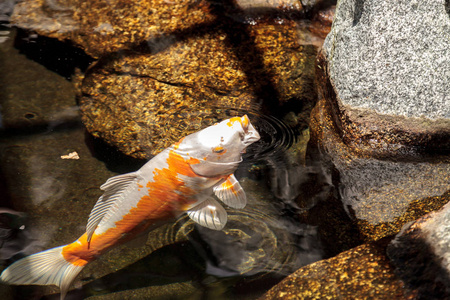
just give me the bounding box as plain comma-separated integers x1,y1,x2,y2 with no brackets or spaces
243,126,260,146
240,115,260,144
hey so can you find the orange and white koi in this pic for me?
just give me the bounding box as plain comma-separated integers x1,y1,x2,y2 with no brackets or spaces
0,115,260,299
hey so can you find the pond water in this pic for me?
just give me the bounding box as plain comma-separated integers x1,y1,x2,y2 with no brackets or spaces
0,18,343,299
3,1,446,299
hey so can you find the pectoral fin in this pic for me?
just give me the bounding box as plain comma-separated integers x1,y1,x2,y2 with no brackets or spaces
214,174,247,209
187,197,227,230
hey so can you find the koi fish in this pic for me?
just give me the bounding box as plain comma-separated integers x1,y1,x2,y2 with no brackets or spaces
0,115,260,299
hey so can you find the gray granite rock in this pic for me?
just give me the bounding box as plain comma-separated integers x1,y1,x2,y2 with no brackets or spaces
323,0,450,120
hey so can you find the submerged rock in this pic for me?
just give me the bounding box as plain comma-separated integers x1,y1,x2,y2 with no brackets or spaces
308,5,335,40
10,0,216,58
0,0,17,23
11,0,318,159
387,200,450,299
79,20,316,159
259,238,417,299
0,28,79,130
9,0,309,59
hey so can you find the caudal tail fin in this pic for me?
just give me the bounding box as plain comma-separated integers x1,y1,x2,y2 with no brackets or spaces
0,245,85,299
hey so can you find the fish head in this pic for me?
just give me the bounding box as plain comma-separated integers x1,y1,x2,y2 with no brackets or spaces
179,115,260,176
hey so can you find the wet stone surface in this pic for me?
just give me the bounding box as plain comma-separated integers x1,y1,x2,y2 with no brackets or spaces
11,0,318,159
79,20,317,159
310,0,450,244
309,98,450,242
259,238,417,300
11,0,217,58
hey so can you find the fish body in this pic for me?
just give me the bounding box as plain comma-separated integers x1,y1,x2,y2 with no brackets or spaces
0,115,260,299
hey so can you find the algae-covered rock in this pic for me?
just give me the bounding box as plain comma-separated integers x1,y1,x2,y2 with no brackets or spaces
11,0,318,159
259,239,417,299
79,20,317,159
11,0,216,58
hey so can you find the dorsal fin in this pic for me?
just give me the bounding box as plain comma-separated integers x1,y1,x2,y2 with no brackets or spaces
214,174,247,209
86,172,139,242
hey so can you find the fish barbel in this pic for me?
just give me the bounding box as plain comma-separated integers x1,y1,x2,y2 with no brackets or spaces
0,115,260,299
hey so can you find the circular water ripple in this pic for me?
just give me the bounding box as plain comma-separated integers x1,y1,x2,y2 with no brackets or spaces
160,207,301,277
244,112,296,160
160,106,296,161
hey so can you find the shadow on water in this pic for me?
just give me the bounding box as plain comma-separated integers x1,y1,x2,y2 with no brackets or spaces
206,0,282,116
59,237,289,299
63,241,205,299
387,233,450,299
13,29,94,80
84,132,147,174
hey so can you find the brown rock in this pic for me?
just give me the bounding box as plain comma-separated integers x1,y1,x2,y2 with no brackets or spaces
11,0,216,58
11,0,319,159
10,0,309,59
259,239,417,299
79,21,317,159
235,0,302,11
308,5,335,40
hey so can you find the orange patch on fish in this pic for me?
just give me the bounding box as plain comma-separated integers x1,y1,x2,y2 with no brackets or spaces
242,115,249,126
61,240,90,266
227,115,250,132
173,137,185,150
227,117,242,127
62,150,201,265
223,178,238,195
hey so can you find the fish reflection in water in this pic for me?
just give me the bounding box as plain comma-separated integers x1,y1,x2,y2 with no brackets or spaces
0,116,260,299
0,209,43,263
179,185,323,279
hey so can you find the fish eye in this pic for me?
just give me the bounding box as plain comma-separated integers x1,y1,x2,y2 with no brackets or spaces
212,146,226,154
